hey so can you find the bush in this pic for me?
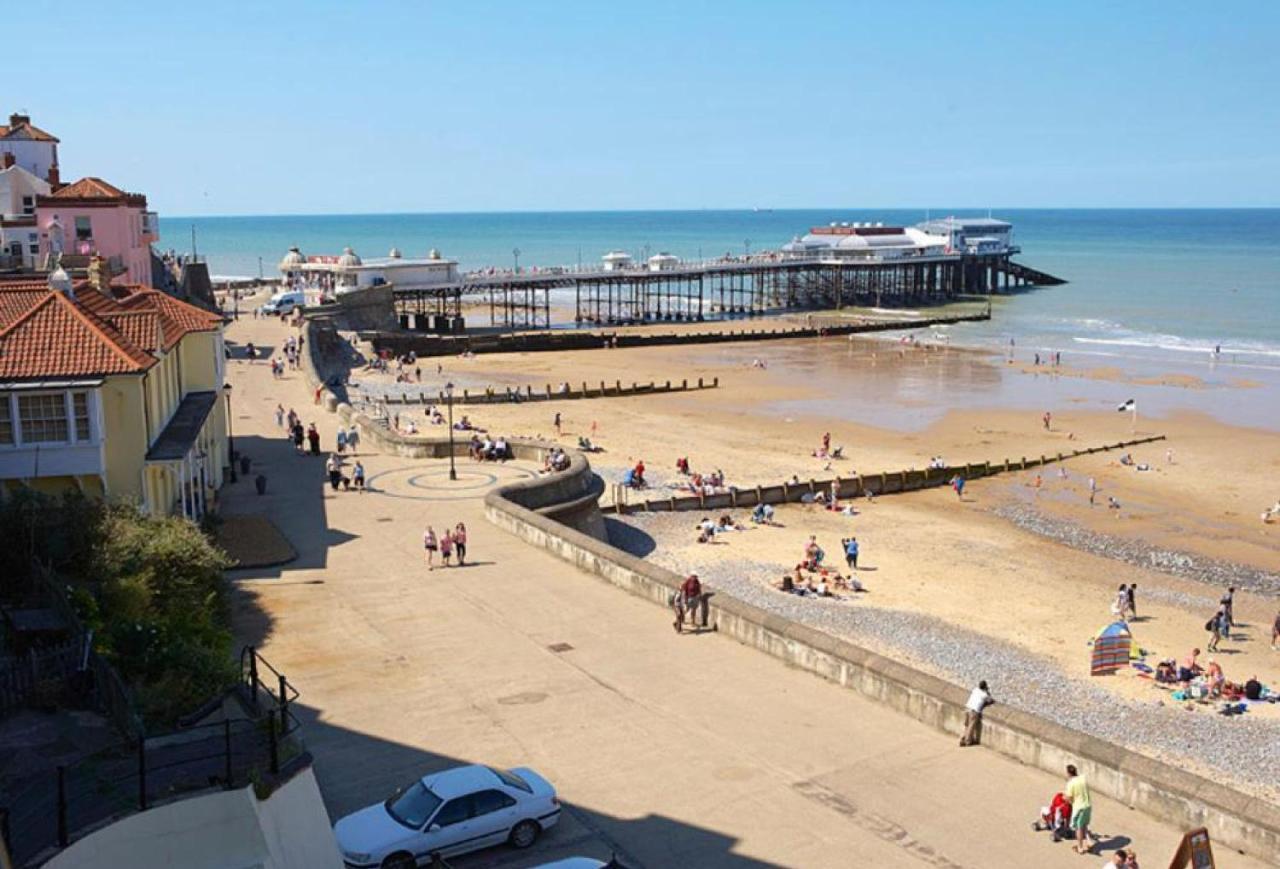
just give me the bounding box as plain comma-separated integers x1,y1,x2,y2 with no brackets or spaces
0,492,238,728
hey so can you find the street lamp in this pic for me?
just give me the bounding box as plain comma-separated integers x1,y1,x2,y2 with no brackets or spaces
512,247,521,274
744,238,752,256
445,382,457,481
223,383,236,482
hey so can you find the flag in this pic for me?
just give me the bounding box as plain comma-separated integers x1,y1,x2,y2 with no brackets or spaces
1117,399,1136,412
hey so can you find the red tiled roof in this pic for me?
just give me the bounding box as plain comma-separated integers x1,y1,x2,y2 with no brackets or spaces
0,122,59,143
0,292,156,379
0,282,224,381
48,177,126,199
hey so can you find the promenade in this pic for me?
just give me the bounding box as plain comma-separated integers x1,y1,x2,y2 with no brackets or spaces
220,311,1268,867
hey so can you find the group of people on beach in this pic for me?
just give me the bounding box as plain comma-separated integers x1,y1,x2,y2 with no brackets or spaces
423,523,469,570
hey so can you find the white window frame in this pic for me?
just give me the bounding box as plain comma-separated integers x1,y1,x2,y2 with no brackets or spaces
0,390,100,449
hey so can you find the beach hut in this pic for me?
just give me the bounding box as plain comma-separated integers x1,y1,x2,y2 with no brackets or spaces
1091,621,1132,675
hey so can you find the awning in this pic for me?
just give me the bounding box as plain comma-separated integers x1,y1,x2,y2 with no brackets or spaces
145,390,218,462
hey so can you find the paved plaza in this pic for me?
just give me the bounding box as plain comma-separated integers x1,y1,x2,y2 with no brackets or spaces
221,314,1268,868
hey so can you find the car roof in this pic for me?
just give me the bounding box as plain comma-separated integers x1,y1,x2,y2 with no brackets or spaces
419,764,502,800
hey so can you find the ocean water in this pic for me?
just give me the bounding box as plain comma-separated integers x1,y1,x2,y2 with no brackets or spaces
164,208,1280,368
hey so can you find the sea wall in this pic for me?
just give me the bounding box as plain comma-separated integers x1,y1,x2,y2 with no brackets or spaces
368,311,991,358
482,455,1280,860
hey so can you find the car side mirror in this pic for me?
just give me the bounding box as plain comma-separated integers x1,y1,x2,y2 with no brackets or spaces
428,824,441,833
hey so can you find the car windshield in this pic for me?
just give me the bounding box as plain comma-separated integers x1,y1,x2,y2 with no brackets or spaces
385,781,443,829
488,766,531,793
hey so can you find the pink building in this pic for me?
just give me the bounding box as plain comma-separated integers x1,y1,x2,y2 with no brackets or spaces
35,177,158,284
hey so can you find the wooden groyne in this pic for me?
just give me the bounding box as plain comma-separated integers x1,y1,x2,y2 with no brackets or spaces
372,310,991,359
610,435,1167,513
369,376,720,406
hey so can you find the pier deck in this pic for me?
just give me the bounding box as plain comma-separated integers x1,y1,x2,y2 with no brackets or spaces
393,252,1064,332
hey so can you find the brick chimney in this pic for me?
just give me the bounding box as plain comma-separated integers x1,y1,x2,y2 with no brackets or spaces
87,254,112,294
47,163,60,187
9,113,30,128
1,152,13,169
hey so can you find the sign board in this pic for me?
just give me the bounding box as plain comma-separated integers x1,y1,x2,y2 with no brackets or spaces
1167,828,1215,869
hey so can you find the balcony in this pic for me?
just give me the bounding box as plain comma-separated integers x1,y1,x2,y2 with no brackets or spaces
141,211,160,243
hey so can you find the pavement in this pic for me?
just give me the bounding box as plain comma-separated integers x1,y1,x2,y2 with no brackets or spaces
220,312,1270,868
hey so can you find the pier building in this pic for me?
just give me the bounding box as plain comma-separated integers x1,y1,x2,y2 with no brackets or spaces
279,245,459,296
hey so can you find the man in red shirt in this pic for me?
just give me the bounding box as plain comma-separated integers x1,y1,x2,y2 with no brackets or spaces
634,459,646,487
674,574,708,634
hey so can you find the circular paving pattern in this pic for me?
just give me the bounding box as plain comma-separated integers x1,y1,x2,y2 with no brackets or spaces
364,462,538,501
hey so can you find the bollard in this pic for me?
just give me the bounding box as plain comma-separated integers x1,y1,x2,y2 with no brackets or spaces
1021,456,1027,469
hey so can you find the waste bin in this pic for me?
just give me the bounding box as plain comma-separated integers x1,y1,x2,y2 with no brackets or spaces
239,455,251,475
255,474,267,495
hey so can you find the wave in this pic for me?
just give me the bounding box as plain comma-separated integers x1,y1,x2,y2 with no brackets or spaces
1072,334,1280,359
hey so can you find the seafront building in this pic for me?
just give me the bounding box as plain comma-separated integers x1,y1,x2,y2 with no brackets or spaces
278,245,458,296
36,176,159,284
0,155,51,269
0,256,228,517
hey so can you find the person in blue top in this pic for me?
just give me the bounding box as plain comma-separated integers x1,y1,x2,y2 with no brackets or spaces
843,537,859,570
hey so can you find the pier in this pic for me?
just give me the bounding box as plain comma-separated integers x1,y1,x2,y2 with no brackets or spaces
392,252,1064,332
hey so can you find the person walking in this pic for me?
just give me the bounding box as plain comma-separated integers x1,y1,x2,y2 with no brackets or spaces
439,529,454,567
325,454,342,491
345,425,359,455
950,475,965,500
1206,610,1223,653
1111,584,1129,623
1220,587,1235,628
1064,764,1093,854
1272,608,1280,650
843,537,859,571
553,411,561,435
423,526,438,569
453,523,467,566
306,423,321,456
960,680,994,746
336,427,348,454
1088,477,1097,506
675,573,706,634
291,421,304,453
1125,583,1137,620
275,404,285,429
352,460,365,493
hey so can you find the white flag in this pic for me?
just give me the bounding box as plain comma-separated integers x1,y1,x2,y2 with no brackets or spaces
1117,399,1136,412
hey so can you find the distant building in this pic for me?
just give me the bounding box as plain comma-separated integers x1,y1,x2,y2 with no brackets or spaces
35,176,159,283
915,217,1015,254
0,259,227,518
647,253,680,272
0,112,61,185
602,250,633,271
0,156,51,268
782,223,948,260
279,246,459,294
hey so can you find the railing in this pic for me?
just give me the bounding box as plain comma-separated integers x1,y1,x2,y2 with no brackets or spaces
0,647,302,867
0,640,83,715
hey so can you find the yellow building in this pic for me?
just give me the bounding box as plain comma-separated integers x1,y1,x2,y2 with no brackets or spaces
0,263,227,518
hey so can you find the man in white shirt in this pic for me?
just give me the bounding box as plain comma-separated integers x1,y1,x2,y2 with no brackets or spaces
960,680,994,747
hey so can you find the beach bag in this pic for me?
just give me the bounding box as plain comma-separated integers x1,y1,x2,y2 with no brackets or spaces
1204,617,1216,631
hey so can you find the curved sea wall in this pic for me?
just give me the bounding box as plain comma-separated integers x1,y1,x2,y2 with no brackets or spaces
483,453,1280,860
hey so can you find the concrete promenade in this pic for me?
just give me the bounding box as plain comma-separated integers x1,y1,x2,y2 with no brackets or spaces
221,312,1268,867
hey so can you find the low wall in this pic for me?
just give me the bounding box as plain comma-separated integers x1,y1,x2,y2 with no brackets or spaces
615,436,1167,513
483,456,1280,859
369,311,991,358
373,376,720,407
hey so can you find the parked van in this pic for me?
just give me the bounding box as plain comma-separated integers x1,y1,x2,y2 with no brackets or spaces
261,289,305,316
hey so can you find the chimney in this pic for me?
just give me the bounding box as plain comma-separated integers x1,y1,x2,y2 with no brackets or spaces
47,164,60,187
1,153,13,169
9,113,30,128
87,254,111,294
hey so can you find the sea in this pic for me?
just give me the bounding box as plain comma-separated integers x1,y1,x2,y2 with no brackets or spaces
165,207,1280,378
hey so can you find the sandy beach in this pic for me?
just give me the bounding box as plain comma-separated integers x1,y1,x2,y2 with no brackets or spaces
339,321,1280,804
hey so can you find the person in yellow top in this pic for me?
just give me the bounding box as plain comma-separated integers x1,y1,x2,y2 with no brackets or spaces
1065,764,1093,854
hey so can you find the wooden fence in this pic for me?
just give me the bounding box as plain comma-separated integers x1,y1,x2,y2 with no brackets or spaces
0,640,83,715
370,376,720,406
610,435,1167,513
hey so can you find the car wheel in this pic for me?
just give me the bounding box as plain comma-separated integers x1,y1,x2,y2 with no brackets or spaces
509,819,541,849
381,852,415,869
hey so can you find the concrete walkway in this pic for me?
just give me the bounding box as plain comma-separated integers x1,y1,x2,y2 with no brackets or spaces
221,314,1267,868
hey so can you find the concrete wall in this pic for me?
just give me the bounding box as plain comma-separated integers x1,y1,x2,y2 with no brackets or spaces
45,766,342,869
482,455,1280,860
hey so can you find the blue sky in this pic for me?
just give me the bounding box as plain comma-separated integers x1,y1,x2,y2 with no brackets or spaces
10,1,1279,215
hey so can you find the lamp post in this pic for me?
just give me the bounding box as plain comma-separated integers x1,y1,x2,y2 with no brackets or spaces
512,248,521,274
445,382,457,481
744,238,752,256
223,383,236,482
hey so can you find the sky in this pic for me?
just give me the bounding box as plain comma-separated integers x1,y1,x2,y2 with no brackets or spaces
9,1,1280,215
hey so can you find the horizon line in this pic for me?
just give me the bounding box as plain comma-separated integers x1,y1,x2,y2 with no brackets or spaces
160,205,1280,220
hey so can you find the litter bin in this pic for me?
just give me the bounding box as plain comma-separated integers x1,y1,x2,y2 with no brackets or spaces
255,474,267,495
239,455,251,475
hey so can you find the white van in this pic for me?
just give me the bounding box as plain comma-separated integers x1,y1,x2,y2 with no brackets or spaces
261,289,305,316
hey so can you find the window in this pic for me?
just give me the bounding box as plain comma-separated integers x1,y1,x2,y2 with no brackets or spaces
431,798,472,828
471,790,516,818
0,399,12,445
384,781,442,830
18,394,69,443
21,195,33,215
488,767,532,793
75,216,92,242
73,392,91,440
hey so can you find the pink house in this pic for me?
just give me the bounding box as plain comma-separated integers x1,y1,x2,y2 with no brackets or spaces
35,177,158,284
